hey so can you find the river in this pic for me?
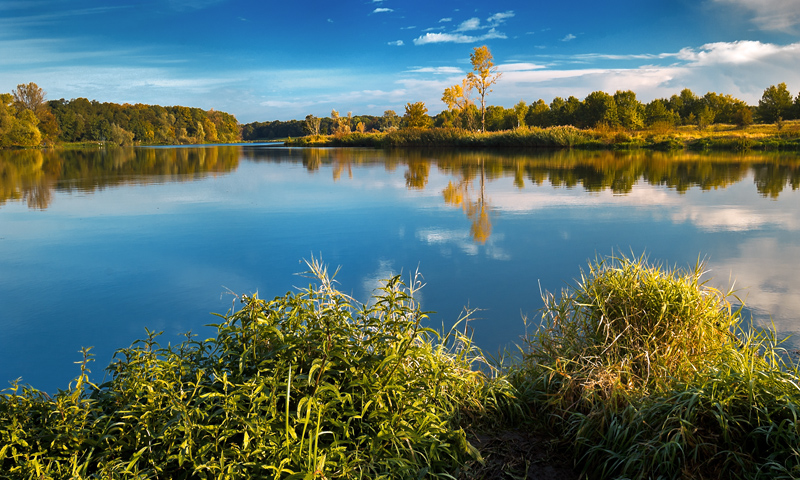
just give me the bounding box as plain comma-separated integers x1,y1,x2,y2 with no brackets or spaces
1,144,798,392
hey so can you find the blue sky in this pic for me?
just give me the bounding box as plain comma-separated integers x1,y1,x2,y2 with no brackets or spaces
2,0,800,123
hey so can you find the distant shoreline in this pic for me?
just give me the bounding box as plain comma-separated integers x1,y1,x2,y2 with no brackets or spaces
282,123,800,151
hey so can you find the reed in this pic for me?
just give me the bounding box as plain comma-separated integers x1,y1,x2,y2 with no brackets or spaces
518,253,800,479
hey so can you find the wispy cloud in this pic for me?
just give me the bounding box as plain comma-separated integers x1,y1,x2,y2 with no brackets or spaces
388,40,404,46
406,66,464,74
456,18,481,32
487,11,515,24
713,0,800,32
498,62,546,72
561,34,576,41
168,0,225,11
414,10,514,46
413,30,507,45
373,7,393,13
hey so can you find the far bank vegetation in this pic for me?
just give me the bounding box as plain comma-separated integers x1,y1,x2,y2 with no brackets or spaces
1,83,241,148
269,47,800,151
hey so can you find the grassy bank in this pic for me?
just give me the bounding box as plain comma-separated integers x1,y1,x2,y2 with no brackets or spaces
285,121,800,152
1,255,798,478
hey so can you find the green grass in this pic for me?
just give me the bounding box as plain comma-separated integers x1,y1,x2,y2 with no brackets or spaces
0,259,500,479
516,253,800,479
2,254,799,479
283,123,800,151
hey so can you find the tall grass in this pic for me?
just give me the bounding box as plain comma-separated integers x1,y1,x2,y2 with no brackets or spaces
518,253,800,479
283,123,800,151
0,259,496,479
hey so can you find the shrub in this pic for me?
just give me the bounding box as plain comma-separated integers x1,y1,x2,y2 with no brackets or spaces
519,253,800,479
0,260,487,479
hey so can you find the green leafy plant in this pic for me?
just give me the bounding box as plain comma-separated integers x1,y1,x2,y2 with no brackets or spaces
519,253,800,479
0,259,488,479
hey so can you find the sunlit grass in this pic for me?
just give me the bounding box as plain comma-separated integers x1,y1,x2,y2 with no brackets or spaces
517,253,800,479
0,258,499,479
285,121,800,151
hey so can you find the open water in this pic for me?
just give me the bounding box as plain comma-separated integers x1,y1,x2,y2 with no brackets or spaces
1,144,799,392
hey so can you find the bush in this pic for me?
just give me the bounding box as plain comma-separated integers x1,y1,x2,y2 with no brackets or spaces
519,253,800,479
0,260,487,479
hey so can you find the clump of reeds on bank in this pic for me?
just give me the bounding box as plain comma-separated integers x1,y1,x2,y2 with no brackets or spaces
0,259,516,479
516,253,800,479
285,126,595,149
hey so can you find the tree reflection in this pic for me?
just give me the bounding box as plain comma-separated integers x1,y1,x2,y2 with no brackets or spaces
0,146,240,209
443,158,493,243
3,146,799,214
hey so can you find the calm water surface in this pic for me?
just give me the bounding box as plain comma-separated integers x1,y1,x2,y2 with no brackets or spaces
1,145,799,392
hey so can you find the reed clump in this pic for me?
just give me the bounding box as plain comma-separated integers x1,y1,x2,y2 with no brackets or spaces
518,253,800,479
0,259,496,479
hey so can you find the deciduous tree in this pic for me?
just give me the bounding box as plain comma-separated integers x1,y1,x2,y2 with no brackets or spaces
613,90,644,130
757,83,793,123
403,102,431,129
304,114,321,136
513,100,527,128
13,82,46,111
467,45,501,132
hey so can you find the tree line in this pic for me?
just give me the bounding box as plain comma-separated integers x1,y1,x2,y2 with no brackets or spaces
242,46,800,140
241,80,800,141
1,83,241,148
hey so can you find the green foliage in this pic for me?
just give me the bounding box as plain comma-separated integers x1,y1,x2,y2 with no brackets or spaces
45,97,240,145
402,102,431,129
580,91,619,128
519,253,800,479
0,260,487,478
758,83,794,123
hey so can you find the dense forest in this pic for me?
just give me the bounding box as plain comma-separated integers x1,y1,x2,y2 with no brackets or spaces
1,83,240,147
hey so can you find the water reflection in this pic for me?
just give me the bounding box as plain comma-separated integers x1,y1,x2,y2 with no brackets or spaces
0,146,241,209
3,147,800,240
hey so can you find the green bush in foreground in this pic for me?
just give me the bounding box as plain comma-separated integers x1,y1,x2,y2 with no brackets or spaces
0,260,488,479
519,254,800,479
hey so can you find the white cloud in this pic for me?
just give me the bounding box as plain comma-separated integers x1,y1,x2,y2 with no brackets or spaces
677,40,796,65
713,0,800,32
498,62,546,72
439,17,452,23
413,30,506,45
456,17,482,32
561,33,576,41
388,40,404,46
406,66,464,74
373,7,393,13
487,11,515,24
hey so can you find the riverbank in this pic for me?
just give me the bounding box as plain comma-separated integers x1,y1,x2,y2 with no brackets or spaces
1,255,798,478
284,121,800,151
